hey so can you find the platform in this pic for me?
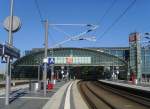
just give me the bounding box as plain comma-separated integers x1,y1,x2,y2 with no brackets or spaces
0,80,67,109
100,80,150,92
43,80,88,109
0,80,88,109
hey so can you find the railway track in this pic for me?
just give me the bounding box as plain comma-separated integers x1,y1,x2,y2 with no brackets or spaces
78,81,150,109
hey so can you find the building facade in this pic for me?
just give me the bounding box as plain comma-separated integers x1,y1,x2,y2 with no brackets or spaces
13,32,150,80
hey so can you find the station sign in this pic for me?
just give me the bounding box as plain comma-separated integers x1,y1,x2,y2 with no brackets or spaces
52,56,91,64
48,57,55,64
0,43,20,58
3,44,20,58
66,57,73,64
129,32,140,42
1,55,7,63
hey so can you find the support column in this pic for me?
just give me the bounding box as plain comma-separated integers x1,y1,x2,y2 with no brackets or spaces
43,19,48,96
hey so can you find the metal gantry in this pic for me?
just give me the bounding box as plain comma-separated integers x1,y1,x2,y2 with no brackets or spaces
49,23,98,47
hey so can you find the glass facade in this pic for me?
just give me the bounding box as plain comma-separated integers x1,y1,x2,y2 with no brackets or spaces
129,32,141,80
107,50,125,59
14,48,126,67
15,47,150,78
13,48,127,79
87,47,129,61
91,47,150,75
141,47,150,74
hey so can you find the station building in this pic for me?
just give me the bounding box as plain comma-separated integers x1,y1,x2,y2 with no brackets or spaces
12,32,150,80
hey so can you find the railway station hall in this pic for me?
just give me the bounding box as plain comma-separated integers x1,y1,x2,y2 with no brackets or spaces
1,0,150,109
12,32,150,81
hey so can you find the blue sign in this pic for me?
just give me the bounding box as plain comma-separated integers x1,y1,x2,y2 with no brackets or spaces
4,44,20,58
1,56,7,63
48,57,55,64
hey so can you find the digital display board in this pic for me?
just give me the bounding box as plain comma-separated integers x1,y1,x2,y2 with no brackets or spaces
53,57,91,64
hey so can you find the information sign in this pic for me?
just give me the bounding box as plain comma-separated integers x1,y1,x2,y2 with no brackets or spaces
48,57,55,64
3,44,20,58
66,57,73,64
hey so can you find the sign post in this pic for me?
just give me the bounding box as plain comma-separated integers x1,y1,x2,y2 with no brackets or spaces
2,0,21,105
43,19,49,96
48,57,55,84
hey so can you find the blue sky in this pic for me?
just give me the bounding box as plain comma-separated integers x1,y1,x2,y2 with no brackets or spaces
1,0,150,51
0,0,150,73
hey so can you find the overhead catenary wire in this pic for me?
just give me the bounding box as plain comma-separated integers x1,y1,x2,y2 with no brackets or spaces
97,0,137,41
98,0,117,24
52,26,98,47
34,0,57,46
51,26,72,38
89,0,117,46
48,32,56,46
50,24,90,26
50,24,98,47
34,0,44,21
